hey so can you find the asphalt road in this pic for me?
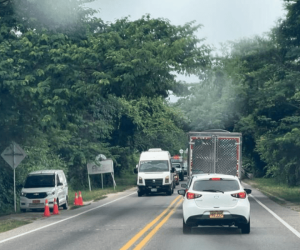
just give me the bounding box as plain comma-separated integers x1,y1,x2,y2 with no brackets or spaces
0,179,300,250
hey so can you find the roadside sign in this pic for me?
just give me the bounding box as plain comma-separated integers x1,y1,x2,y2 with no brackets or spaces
1,141,27,213
87,159,116,191
87,159,114,175
179,149,183,155
1,141,26,169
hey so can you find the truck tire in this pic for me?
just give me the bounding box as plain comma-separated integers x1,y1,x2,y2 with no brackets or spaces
138,191,143,197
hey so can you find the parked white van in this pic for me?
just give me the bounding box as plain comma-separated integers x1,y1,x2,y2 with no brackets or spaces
134,148,175,196
20,170,68,212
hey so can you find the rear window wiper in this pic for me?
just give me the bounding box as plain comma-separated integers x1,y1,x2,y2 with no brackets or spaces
202,189,224,193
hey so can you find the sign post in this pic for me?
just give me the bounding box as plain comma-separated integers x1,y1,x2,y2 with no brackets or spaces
1,142,27,212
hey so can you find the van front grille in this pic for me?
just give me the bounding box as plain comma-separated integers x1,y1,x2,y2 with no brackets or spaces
145,179,163,186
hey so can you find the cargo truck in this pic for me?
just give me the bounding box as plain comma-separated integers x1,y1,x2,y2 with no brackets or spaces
187,130,242,178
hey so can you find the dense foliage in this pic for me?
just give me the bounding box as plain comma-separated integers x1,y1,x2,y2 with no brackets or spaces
177,0,300,186
0,0,210,212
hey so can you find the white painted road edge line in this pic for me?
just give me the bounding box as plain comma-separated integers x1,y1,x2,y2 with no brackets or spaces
0,192,136,244
250,194,300,238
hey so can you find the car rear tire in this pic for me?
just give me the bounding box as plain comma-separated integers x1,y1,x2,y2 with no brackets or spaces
241,219,250,234
138,191,143,197
62,196,68,210
183,219,192,234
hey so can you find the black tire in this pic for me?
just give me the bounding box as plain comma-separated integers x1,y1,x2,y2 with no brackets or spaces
241,219,250,234
138,191,143,197
183,219,192,234
62,196,69,210
167,185,173,195
21,209,26,213
56,198,60,210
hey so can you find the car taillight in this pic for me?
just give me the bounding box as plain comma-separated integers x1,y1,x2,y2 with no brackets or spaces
186,192,202,199
231,191,246,199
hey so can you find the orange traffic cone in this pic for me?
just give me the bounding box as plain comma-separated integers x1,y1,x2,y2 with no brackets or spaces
78,191,83,206
52,198,60,215
74,192,79,205
43,199,51,217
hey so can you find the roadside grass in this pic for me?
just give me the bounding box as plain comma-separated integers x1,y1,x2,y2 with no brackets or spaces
0,173,136,232
0,220,31,233
243,178,300,204
68,173,136,208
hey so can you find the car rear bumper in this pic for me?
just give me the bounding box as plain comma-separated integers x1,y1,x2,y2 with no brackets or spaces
186,214,248,226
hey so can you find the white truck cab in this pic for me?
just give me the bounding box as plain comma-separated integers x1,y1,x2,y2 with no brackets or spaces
134,148,175,196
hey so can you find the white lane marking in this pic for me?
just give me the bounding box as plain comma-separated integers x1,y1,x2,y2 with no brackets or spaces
250,194,300,238
0,192,136,244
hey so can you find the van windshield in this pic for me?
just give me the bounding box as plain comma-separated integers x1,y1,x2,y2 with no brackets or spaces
139,160,169,172
24,175,55,188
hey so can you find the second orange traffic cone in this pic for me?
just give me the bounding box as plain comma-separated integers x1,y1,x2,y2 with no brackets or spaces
43,199,51,217
78,191,83,206
74,192,79,205
52,198,60,215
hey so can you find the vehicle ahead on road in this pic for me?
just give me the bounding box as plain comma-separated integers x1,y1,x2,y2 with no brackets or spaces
178,174,251,234
20,170,68,212
134,148,175,196
171,155,184,181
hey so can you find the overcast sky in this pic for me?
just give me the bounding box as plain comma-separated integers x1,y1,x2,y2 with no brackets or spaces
86,0,286,91
88,0,285,46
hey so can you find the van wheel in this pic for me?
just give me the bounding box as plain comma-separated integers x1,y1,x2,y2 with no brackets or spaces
21,209,26,213
167,186,173,195
62,196,68,210
138,191,143,197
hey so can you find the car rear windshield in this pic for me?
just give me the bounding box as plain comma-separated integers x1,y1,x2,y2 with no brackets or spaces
193,179,240,192
24,175,55,188
139,160,169,172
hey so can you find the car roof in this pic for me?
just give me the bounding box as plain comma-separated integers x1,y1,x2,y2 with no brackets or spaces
28,170,64,175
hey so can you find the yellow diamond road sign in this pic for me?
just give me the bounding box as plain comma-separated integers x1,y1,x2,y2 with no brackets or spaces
1,142,26,169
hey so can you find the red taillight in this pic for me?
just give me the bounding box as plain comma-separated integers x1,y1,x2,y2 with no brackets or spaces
210,178,222,181
187,192,202,199
231,192,246,199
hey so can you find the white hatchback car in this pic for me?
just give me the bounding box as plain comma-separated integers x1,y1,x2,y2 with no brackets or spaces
178,174,251,234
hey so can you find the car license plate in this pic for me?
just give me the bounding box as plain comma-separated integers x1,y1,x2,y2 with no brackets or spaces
209,211,223,218
151,188,157,192
32,200,40,204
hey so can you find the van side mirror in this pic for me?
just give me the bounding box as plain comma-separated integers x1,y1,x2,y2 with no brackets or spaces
134,168,138,174
171,167,175,173
58,182,63,186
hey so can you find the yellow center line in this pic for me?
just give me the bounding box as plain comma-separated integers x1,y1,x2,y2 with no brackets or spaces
133,198,183,250
120,195,181,250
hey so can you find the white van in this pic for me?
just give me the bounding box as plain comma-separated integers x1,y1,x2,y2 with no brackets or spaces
134,148,175,196
20,170,68,212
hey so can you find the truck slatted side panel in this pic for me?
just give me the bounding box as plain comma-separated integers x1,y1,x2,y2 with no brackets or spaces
192,138,214,173
216,138,238,176
188,131,242,178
